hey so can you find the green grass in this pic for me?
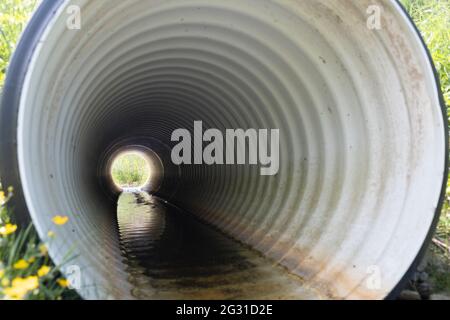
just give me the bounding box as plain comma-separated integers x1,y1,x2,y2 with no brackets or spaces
0,0,40,90
401,0,450,116
111,153,151,188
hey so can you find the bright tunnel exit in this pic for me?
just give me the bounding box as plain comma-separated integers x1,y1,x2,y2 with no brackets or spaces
102,145,166,197
110,151,151,191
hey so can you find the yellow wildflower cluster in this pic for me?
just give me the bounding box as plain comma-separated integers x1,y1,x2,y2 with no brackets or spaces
0,261,55,299
2,276,39,300
0,214,73,300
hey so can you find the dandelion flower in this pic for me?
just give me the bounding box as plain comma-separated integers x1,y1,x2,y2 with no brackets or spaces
47,230,55,238
0,223,17,236
13,259,29,270
0,191,5,204
37,265,51,277
57,278,69,288
52,215,69,226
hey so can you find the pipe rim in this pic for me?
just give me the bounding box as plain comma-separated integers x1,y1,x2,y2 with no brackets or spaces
0,0,447,300
384,0,449,300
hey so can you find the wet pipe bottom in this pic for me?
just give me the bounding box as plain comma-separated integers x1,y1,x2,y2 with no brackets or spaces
117,192,323,299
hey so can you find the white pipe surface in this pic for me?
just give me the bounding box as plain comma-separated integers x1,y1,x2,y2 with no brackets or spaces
1,0,446,299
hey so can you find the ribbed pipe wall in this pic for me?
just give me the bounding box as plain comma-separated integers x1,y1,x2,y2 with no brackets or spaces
0,0,447,299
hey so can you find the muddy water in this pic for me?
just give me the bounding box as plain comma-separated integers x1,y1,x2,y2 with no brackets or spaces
117,192,321,299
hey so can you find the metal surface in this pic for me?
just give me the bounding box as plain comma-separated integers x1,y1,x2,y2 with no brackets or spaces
0,0,447,299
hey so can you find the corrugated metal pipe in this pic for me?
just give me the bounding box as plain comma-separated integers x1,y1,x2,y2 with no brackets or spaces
0,0,447,299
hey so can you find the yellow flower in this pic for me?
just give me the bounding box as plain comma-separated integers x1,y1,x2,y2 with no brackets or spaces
3,276,39,300
1,278,10,287
38,266,51,278
0,191,5,203
57,278,69,288
52,215,69,226
37,265,51,277
13,259,29,270
7,186,14,194
47,230,55,238
39,244,48,256
0,223,17,236
18,276,39,290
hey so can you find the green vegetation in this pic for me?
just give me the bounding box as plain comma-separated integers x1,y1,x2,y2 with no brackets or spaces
0,186,78,299
111,152,151,188
0,0,39,89
401,0,450,117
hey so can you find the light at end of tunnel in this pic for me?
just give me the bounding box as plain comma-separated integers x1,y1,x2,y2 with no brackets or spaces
110,151,151,192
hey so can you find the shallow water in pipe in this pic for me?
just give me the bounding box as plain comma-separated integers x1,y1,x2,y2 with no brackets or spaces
117,192,321,299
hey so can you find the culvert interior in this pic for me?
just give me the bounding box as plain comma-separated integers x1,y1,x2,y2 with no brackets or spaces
0,0,447,299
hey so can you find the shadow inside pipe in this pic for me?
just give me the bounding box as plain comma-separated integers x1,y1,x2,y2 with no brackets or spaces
116,191,322,299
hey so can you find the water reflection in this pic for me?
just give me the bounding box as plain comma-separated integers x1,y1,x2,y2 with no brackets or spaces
117,192,321,299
